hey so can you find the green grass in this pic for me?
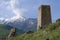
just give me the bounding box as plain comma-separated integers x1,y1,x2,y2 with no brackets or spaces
0,24,12,38
10,20,60,40
0,24,24,38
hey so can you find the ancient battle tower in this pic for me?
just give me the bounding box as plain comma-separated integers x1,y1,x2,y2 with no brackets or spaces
37,5,52,30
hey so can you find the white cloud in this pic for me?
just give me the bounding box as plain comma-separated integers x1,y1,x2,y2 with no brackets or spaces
9,0,24,20
0,18,5,20
0,1,8,8
0,0,28,21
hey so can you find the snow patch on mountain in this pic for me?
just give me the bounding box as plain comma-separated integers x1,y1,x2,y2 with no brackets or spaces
0,17,37,32
0,16,25,24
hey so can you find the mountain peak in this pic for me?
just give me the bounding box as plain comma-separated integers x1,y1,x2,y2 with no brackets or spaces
0,16,26,24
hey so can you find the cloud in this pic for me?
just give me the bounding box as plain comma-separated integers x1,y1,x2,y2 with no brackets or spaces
9,0,22,20
0,18,5,20
0,0,28,21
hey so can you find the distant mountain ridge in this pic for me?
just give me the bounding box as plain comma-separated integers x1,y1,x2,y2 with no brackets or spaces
0,18,37,32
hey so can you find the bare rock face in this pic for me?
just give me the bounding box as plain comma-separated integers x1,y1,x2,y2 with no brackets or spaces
8,27,16,38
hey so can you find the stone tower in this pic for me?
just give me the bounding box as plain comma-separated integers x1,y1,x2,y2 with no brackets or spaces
37,5,52,30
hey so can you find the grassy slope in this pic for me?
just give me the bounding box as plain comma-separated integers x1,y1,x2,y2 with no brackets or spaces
0,24,24,38
11,21,60,40
0,24,12,38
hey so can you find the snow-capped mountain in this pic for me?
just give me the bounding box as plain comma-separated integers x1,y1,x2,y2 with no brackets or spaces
0,18,37,32
0,18,6,24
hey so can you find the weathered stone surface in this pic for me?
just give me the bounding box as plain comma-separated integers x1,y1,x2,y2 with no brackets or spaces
37,5,52,30
8,27,16,38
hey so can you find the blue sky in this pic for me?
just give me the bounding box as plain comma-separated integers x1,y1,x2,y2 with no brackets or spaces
0,0,60,22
